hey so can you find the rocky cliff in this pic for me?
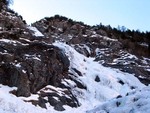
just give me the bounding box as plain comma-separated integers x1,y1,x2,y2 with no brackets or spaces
32,15,150,85
0,7,79,111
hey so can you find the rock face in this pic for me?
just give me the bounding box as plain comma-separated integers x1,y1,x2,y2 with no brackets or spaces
0,8,79,110
32,15,150,85
0,41,69,96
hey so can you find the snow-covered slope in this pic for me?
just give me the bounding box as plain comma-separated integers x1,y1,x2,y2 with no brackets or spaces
0,85,47,113
87,86,150,113
0,42,147,113
53,42,145,110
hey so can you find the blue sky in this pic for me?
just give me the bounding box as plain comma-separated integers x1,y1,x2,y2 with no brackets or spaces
11,0,150,31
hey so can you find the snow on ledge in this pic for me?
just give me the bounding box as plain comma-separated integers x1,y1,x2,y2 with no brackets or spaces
28,26,44,37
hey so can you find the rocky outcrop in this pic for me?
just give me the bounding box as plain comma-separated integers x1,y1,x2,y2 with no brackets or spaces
32,16,150,85
0,41,69,96
0,38,80,109
0,9,79,110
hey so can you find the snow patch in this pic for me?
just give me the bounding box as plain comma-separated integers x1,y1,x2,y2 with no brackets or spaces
15,63,21,68
87,86,150,113
28,26,44,37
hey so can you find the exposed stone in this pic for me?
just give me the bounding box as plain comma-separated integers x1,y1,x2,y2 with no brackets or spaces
54,102,65,111
38,97,47,109
95,76,100,82
72,68,82,76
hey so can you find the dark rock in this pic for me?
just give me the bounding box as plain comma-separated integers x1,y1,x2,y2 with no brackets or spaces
57,50,70,71
48,96,59,106
54,102,65,111
72,68,82,76
2,54,14,62
131,86,135,89
116,101,121,107
133,98,139,102
38,97,47,109
95,76,100,82
116,95,122,99
32,86,79,110
73,79,87,89
118,80,124,85
25,100,39,106
0,41,70,97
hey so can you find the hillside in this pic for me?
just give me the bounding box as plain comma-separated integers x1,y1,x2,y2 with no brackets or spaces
0,3,150,113
32,15,150,85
